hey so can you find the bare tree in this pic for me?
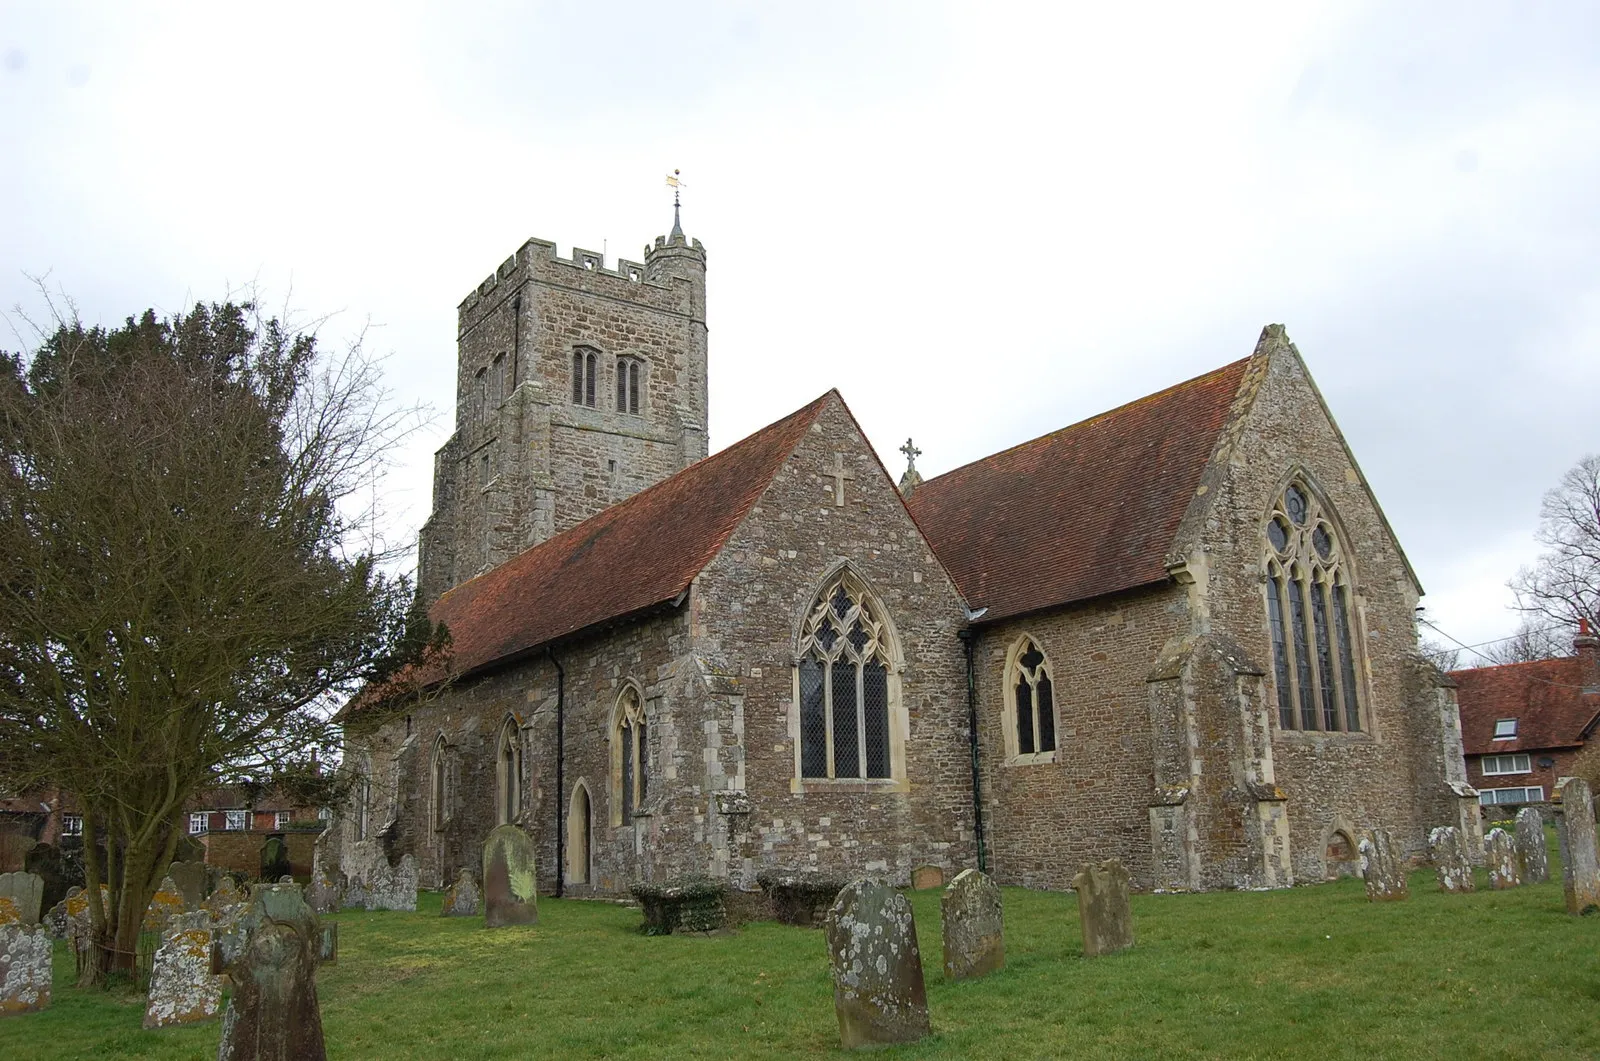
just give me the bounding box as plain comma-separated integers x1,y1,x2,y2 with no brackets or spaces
1511,454,1600,637
1418,638,1461,673
1479,618,1566,665
0,301,443,983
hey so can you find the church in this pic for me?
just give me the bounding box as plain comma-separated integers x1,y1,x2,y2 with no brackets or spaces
335,211,1481,896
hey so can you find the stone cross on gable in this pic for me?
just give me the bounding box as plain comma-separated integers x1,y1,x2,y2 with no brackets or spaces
829,452,855,507
899,438,921,472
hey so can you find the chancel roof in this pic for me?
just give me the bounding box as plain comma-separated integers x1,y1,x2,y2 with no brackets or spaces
1453,656,1600,755
905,358,1251,624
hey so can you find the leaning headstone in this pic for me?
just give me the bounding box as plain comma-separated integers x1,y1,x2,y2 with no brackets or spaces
1358,828,1409,902
167,860,210,908
143,910,220,1029
143,875,188,933
206,876,244,922
216,883,326,1061
911,865,944,891
941,868,1004,981
441,868,480,918
1486,828,1521,890
1073,859,1135,956
482,825,538,928
1429,826,1474,893
824,879,930,1049
1557,777,1600,915
0,873,44,927
1514,807,1550,884
0,923,52,1015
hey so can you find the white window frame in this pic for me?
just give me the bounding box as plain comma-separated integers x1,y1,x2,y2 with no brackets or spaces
275,811,292,830
189,812,209,835
1492,718,1518,740
61,814,83,837
1478,786,1543,806
224,809,248,831
1480,753,1532,776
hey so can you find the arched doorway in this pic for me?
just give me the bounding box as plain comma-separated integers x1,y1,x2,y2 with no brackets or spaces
567,782,592,886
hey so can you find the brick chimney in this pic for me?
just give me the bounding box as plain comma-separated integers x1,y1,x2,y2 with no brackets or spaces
1576,617,1599,693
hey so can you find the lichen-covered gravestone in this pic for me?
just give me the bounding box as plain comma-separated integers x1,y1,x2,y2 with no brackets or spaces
0,923,52,1015
143,910,219,1029
1073,859,1134,956
342,841,417,912
824,880,930,1049
483,825,538,928
1486,828,1521,889
305,842,341,916
216,883,326,1061
167,860,210,908
1557,777,1600,916
1358,828,1409,902
207,876,245,922
143,875,188,933
911,865,944,891
941,868,1004,981
1429,826,1474,893
441,868,480,918
1514,807,1550,884
0,873,44,927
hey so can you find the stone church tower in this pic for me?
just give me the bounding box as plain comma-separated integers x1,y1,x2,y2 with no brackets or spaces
416,217,708,605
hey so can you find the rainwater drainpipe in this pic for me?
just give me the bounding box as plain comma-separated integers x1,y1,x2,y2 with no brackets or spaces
958,625,988,873
548,647,565,898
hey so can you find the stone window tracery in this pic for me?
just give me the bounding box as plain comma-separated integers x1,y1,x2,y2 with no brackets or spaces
612,686,649,826
1004,636,1056,763
796,573,896,780
496,717,523,826
1263,482,1363,733
616,356,643,416
430,736,450,830
571,347,598,407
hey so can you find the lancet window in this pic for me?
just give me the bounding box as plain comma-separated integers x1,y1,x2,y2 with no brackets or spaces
496,718,523,826
613,686,649,825
797,573,894,780
430,736,450,830
1005,637,1056,760
571,347,598,407
1264,482,1363,732
616,356,643,415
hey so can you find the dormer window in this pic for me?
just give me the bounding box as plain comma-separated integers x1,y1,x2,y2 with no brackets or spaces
571,347,598,407
1493,718,1518,740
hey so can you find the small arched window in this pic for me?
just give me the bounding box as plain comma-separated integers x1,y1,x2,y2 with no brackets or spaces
430,737,450,830
496,718,523,826
616,357,643,415
571,347,598,407
1264,482,1363,732
1004,637,1056,762
491,352,507,405
796,572,897,780
612,686,648,825
473,367,488,420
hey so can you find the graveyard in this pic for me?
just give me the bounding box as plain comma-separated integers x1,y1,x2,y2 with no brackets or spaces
3,838,1599,1060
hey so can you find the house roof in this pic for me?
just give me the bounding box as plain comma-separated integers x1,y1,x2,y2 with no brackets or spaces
905,357,1251,624
414,392,832,686
1453,656,1600,755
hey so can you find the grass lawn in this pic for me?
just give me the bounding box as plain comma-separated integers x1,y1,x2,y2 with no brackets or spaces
5,862,1598,1060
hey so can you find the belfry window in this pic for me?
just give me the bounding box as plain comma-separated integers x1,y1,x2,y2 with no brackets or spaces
1005,637,1056,761
613,686,648,825
796,573,896,780
1264,482,1363,732
571,347,598,407
616,357,643,415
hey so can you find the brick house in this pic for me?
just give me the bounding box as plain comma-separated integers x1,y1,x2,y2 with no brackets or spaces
336,215,1479,895
1453,624,1600,810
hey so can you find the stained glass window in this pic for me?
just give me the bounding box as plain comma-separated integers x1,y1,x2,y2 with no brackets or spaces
1007,637,1057,758
796,573,896,780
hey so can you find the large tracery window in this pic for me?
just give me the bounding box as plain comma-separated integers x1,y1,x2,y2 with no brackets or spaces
797,573,895,780
1264,482,1363,733
612,686,649,825
1005,637,1056,762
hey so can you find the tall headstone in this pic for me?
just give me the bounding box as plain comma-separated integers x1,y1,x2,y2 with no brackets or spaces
1557,777,1600,916
0,924,52,1015
143,875,188,933
1073,859,1134,956
442,868,481,918
216,884,326,1061
941,869,1004,981
0,873,43,926
482,825,538,928
1514,807,1550,884
167,860,210,908
1358,828,1409,902
1429,826,1474,893
305,842,340,916
143,910,220,1029
824,880,930,1049
1486,828,1521,889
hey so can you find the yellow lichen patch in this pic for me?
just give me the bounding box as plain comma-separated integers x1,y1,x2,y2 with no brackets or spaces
0,896,20,926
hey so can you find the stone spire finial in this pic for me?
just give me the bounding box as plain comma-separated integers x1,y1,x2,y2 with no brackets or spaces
898,438,923,498
667,169,685,240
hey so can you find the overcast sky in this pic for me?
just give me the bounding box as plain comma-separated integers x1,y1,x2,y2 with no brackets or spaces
3,2,1597,659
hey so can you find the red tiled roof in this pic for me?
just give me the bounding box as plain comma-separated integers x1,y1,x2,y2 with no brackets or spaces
418,392,832,683
905,358,1250,623
1453,656,1600,755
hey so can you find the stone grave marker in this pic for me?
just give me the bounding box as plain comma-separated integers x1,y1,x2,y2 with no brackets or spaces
441,868,480,918
143,875,188,933
305,841,340,915
1429,826,1474,893
941,868,1004,982
1557,777,1600,915
143,910,220,1029
342,841,417,912
1073,859,1134,956
167,860,210,908
0,923,51,1015
207,876,244,921
216,883,326,1061
0,898,20,927
755,871,846,927
824,879,930,1049
1358,828,1409,901
911,865,944,891
483,825,538,928
1514,807,1550,884
0,873,44,926
1486,828,1521,889
318,922,338,965
0,834,36,875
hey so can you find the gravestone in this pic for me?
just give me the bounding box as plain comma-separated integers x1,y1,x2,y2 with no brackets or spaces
1486,828,1521,890
43,893,71,940
318,922,338,965
1557,777,1600,915
143,874,188,933
1429,826,1474,893
941,868,1004,981
23,843,74,914
755,871,847,927
0,873,42,927
143,910,219,1029
207,876,245,921
1073,859,1134,956
0,898,19,926
260,836,291,883
824,879,930,1049
1514,807,1550,884
216,883,326,1061
0,923,51,1015
305,841,340,915
482,825,538,928
342,841,417,912
168,860,210,908
0,834,35,875
911,865,944,891
1358,828,1409,902
441,868,480,917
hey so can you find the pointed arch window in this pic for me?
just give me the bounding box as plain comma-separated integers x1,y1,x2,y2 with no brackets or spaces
796,572,898,781
1004,637,1056,763
571,347,598,407
616,356,643,416
496,718,523,826
612,686,649,826
430,737,450,830
1264,482,1363,733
